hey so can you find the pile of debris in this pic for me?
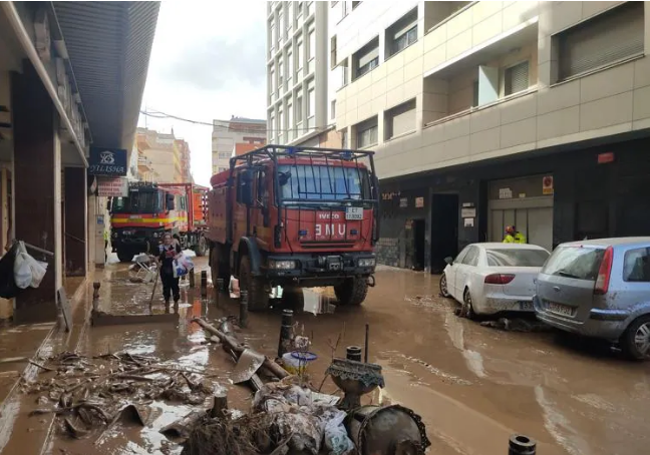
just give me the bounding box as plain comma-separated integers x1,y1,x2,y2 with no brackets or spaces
20,351,216,440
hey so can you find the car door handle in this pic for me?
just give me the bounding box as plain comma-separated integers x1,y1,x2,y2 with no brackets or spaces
553,286,560,292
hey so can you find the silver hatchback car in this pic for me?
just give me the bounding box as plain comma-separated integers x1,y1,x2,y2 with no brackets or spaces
534,237,650,359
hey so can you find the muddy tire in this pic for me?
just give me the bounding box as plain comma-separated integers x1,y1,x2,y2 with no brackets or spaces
334,277,368,306
195,235,208,257
459,288,475,319
440,273,451,298
239,255,269,311
620,315,650,360
117,248,133,263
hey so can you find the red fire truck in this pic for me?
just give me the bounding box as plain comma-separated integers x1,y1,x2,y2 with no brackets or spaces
206,145,380,311
110,182,208,262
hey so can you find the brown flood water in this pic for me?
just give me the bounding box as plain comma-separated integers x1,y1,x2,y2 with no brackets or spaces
5,259,648,455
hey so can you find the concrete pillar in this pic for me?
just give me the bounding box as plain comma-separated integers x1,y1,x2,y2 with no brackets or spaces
11,61,61,323
64,167,87,276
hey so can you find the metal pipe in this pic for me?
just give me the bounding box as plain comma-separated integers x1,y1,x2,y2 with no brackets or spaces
346,346,362,362
200,270,207,297
278,309,294,358
188,269,195,288
364,324,369,363
508,435,536,455
239,290,249,329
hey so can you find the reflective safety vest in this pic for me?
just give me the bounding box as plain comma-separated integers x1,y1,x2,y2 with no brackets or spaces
503,232,526,244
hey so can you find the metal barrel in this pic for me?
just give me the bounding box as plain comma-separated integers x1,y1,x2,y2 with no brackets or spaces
278,309,294,358
346,346,363,362
240,290,249,328
508,435,536,455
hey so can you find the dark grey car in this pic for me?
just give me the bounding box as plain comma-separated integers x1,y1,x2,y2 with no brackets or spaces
534,237,650,359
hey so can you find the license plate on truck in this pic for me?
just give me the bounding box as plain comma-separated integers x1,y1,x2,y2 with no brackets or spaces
346,207,363,220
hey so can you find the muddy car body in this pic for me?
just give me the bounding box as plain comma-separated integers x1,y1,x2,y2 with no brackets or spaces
534,237,650,359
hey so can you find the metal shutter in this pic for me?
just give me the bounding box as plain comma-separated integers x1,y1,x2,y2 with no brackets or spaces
559,2,644,80
505,61,529,96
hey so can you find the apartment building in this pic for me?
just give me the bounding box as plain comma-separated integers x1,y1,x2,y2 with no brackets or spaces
211,117,266,175
266,1,331,145
137,128,187,183
332,1,650,271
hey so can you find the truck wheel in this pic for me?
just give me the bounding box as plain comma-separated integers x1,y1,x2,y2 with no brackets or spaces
620,315,650,360
195,236,208,257
239,255,269,311
334,277,368,306
117,248,133,263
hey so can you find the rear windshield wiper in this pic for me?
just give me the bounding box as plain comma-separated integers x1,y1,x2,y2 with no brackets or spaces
555,270,580,278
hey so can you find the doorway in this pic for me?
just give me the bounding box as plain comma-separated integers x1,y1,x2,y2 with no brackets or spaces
431,194,459,274
405,219,426,271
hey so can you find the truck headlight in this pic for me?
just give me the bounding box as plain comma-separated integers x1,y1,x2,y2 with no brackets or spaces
269,260,297,270
358,258,376,267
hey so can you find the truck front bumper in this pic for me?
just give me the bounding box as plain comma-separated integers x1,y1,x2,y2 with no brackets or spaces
263,252,376,284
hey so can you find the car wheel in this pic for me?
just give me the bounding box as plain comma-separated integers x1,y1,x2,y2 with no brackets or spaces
440,273,451,298
459,288,475,320
621,315,650,360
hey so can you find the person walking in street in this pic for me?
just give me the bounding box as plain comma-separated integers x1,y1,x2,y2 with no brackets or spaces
157,233,182,306
503,225,526,244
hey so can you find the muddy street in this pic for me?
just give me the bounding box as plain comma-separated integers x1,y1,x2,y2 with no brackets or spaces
5,260,648,455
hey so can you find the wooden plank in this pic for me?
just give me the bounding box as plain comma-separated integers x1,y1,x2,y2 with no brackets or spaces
91,311,179,327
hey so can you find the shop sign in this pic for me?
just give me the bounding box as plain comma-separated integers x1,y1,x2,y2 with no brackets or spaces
89,147,127,176
598,152,615,164
498,188,513,199
461,208,476,218
381,191,400,201
464,218,474,227
399,197,408,208
415,197,424,208
542,176,554,195
97,177,128,197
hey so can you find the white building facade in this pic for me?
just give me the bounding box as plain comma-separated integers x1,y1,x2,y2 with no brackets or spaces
211,117,266,175
266,1,331,145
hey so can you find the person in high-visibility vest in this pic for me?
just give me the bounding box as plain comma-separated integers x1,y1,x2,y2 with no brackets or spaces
503,225,526,244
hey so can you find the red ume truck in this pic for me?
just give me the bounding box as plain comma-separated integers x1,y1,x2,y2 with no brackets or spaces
205,145,380,311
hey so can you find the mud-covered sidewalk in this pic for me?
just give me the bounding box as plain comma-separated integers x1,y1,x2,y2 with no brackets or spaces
0,261,649,454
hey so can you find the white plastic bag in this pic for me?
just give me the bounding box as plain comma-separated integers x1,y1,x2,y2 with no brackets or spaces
322,409,355,455
13,242,32,289
29,259,47,288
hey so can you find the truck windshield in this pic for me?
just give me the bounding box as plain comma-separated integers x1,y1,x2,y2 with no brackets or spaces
111,191,162,214
277,164,370,202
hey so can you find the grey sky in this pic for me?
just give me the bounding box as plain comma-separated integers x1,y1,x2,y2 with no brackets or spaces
139,0,267,186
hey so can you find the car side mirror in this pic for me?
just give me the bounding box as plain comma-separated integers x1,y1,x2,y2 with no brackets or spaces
166,194,175,210
241,170,254,206
444,256,454,265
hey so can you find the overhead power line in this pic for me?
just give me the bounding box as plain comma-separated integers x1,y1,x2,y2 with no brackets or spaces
139,109,336,134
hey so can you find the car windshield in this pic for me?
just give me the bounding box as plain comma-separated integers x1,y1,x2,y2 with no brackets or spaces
278,164,370,202
486,248,550,267
541,245,605,281
111,191,161,214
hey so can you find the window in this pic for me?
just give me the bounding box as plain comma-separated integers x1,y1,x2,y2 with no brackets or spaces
387,9,418,58
287,50,293,86
454,246,470,264
624,248,650,282
269,66,276,99
542,246,605,281
307,80,315,122
218,152,230,159
278,108,284,135
297,37,304,71
356,117,378,148
331,1,338,7
352,1,361,9
330,35,337,69
353,38,379,79
472,80,479,107
308,27,316,73
342,1,348,17
296,89,303,123
504,61,529,96
307,1,314,16
384,99,416,139
556,1,644,81
341,58,349,85
287,99,294,140
270,19,276,56
331,100,336,119
462,246,480,267
278,60,284,88
278,10,284,45
486,248,550,267
297,1,304,18
341,129,347,148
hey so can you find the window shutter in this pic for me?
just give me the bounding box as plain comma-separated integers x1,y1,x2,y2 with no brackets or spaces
558,2,644,80
505,61,529,96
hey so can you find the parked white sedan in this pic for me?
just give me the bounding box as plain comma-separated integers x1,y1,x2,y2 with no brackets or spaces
440,243,550,318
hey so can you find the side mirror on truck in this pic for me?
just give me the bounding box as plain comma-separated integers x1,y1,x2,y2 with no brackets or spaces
166,193,175,210
240,170,254,206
